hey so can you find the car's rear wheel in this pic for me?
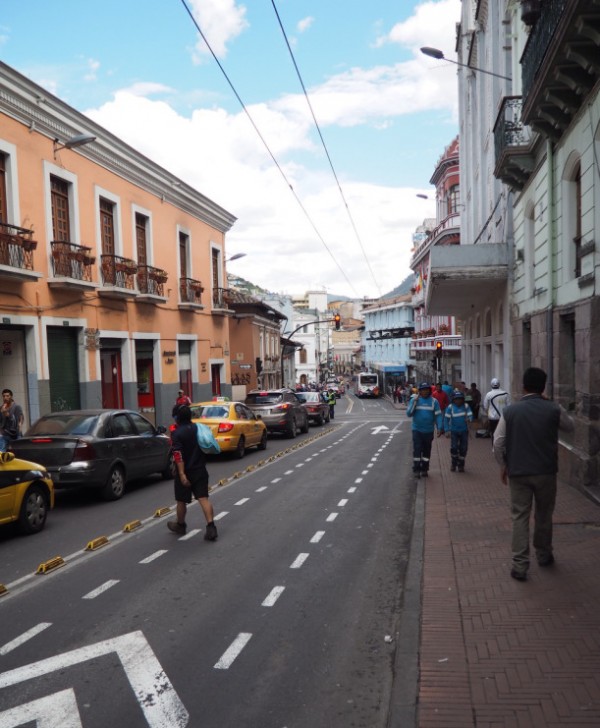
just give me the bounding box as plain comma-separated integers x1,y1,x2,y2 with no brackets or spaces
286,418,297,439
316,414,323,426
234,436,246,459
18,483,48,534
257,430,268,450
101,465,125,501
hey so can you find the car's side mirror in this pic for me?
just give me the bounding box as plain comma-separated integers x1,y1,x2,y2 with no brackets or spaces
156,425,167,434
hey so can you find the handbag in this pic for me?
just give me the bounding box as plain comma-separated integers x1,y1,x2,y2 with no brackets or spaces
196,422,221,454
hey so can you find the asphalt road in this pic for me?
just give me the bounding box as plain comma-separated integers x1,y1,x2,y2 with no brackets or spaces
0,395,418,728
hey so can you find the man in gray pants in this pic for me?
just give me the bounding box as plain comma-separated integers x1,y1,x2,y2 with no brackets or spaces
493,367,574,581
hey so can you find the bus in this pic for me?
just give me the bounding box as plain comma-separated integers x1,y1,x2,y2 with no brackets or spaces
355,372,381,398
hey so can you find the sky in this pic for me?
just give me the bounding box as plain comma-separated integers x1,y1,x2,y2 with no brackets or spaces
0,0,461,299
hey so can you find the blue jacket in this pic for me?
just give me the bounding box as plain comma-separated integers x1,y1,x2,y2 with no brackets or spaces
444,403,473,433
406,395,443,433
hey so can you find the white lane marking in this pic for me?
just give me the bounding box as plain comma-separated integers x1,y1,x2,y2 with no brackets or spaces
234,498,249,506
371,457,378,462
290,553,309,569
348,487,357,493
361,470,369,475
0,623,52,656
271,478,282,483
310,531,325,543
139,550,168,564
214,511,228,521
284,470,294,475
0,688,83,727
214,632,252,670
256,486,268,492
338,499,349,507
0,630,188,726
262,586,285,607
82,580,120,600
355,477,363,484
367,463,374,468
326,513,338,522
305,457,313,462
179,529,201,541
295,463,304,468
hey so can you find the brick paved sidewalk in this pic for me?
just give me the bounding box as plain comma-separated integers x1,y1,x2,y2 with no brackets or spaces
418,426,600,727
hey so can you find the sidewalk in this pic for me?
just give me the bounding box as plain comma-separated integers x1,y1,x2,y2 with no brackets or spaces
418,425,600,727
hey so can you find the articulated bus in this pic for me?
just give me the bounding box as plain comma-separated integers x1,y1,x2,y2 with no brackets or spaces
355,372,381,398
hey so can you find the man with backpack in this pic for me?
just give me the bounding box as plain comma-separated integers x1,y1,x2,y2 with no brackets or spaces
483,378,510,438
168,405,218,541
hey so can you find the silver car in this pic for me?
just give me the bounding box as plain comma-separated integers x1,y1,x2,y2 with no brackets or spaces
244,389,309,438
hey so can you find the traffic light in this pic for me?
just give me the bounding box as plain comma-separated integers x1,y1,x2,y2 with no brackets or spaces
334,314,341,330
255,357,263,375
435,340,443,356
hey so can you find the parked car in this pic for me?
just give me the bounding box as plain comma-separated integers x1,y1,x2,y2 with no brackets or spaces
189,400,267,458
0,451,54,534
295,391,331,426
10,409,172,501
245,389,309,438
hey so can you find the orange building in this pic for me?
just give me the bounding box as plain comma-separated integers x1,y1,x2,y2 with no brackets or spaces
0,62,237,428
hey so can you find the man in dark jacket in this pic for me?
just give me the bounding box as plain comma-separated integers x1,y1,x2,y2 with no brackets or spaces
493,368,573,581
168,405,218,541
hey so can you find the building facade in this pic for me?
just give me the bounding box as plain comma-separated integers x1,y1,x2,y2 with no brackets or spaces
0,61,236,428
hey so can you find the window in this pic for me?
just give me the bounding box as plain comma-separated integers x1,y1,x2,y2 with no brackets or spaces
129,412,154,436
0,153,7,223
135,213,148,266
179,231,189,278
299,349,307,364
100,198,115,255
51,176,71,241
573,163,582,277
212,248,221,303
447,185,460,215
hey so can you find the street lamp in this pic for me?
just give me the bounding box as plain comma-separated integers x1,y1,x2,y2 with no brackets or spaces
53,133,96,156
420,46,512,81
225,253,247,263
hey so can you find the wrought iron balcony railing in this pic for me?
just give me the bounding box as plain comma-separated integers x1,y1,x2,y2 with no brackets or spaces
100,254,138,289
213,287,230,309
137,264,168,297
180,277,204,304
521,0,566,99
51,241,95,281
0,222,37,270
494,96,532,161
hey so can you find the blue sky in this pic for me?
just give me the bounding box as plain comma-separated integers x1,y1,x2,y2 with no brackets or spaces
0,0,461,298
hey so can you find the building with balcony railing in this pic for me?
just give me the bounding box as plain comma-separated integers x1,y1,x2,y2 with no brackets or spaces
0,60,236,427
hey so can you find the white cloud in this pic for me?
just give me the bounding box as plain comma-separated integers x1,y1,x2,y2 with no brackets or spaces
188,0,249,61
297,16,314,33
83,1,459,297
83,58,101,82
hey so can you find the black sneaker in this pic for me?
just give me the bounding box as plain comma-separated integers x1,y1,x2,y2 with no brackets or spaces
167,520,187,535
204,522,218,541
510,569,527,581
538,554,555,567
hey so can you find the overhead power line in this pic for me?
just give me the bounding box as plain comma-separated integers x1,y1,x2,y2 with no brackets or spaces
177,0,360,298
270,0,382,298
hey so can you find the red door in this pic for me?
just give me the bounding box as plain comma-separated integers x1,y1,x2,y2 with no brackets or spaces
211,364,221,396
101,351,123,408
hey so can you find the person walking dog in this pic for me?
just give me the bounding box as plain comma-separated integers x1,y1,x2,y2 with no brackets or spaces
493,368,574,581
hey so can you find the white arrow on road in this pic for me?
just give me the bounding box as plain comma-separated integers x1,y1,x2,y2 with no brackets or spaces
0,688,83,727
371,425,389,434
0,631,188,728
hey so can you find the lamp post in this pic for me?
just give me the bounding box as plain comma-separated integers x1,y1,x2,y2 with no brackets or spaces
53,133,96,157
420,46,512,81
225,253,247,263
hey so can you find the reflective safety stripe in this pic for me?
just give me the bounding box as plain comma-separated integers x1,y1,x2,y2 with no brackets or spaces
415,402,435,412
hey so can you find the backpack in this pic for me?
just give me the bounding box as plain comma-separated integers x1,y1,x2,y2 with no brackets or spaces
195,423,221,454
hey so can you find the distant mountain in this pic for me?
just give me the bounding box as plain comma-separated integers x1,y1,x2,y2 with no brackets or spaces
381,275,413,299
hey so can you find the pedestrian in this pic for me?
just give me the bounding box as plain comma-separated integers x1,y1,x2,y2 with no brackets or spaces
469,383,482,420
493,367,574,581
482,378,510,437
444,389,473,472
0,388,24,452
392,385,398,404
327,389,336,420
432,382,449,413
172,388,192,422
168,405,218,541
441,380,454,400
406,382,444,478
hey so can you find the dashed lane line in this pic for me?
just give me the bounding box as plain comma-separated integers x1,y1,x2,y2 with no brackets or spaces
82,580,120,600
310,531,325,543
179,529,202,541
234,498,250,506
326,513,339,522
337,499,349,507
0,623,52,655
290,553,309,569
139,550,168,564
261,586,285,607
214,632,253,670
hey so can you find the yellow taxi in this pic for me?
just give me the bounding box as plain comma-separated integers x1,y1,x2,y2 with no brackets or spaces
190,399,268,459
0,451,54,534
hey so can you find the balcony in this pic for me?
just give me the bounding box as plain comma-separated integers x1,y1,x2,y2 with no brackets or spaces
0,222,42,282
425,243,508,318
493,96,536,190
521,0,600,140
99,254,139,299
178,277,204,311
212,287,231,315
136,264,168,302
48,241,97,291
410,213,460,267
